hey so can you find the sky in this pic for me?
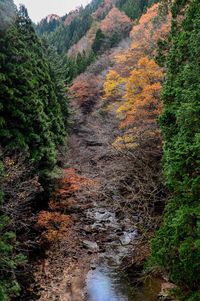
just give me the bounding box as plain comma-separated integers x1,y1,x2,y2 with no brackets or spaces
14,0,90,23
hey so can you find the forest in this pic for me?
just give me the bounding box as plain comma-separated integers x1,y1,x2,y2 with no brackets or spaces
0,0,199,300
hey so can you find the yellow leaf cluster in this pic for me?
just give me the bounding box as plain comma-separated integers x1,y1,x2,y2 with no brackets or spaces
112,130,138,151
116,56,163,128
101,3,171,152
103,69,124,99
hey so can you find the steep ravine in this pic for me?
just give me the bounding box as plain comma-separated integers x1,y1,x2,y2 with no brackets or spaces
34,99,164,301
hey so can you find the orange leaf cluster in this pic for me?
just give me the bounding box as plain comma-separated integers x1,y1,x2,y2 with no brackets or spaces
114,4,171,68
118,56,163,128
130,4,171,58
102,3,171,151
58,168,95,195
36,168,95,242
37,211,73,242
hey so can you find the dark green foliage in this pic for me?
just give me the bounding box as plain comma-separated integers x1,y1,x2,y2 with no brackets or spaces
0,0,16,32
109,32,121,47
63,55,78,82
92,28,128,55
0,5,69,172
149,1,200,300
171,0,188,18
92,29,106,54
0,3,70,300
75,50,96,75
64,51,96,81
117,0,159,20
46,47,70,127
49,11,91,54
0,215,26,300
92,28,122,54
37,0,103,54
36,18,60,35
117,0,145,19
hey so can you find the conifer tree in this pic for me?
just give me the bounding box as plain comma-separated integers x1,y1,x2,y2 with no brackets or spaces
0,5,69,172
0,3,70,299
92,29,106,54
149,1,200,300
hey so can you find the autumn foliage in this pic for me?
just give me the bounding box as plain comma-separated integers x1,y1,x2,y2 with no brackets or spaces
37,211,73,242
58,168,95,195
37,168,95,242
100,7,131,36
117,56,163,129
103,3,171,152
103,70,124,100
114,3,171,67
113,57,163,152
70,73,102,107
50,2,171,243
92,0,113,20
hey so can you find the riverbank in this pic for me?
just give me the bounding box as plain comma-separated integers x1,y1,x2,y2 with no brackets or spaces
32,94,167,300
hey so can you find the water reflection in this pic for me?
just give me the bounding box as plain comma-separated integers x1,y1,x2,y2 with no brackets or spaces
87,266,162,301
86,206,161,301
87,267,128,301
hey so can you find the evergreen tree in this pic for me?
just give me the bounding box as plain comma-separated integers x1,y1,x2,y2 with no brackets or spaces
0,4,70,299
63,55,78,82
92,28,106,54
117,0,159,19
149,1,200,300
0,5,69,172
38,0,103,55
109,32,121,48
0,0,16,32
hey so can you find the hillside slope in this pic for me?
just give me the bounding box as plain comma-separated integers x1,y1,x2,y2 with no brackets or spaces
36,0,159,58
33,2,173,300
1,0,199,301
0,2,70,300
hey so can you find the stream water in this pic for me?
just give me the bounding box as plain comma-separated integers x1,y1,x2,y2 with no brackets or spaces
85,206,162,301
87,266,161,301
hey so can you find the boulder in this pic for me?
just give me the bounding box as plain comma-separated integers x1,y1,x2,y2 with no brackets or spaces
82,240,99,251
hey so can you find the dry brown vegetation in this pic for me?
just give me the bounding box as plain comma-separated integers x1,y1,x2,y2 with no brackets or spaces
32,3,172,300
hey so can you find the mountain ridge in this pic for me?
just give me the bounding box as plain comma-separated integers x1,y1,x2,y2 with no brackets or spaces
36,0,159,56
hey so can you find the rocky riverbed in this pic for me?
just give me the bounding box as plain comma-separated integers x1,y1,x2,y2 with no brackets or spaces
32,99,172,301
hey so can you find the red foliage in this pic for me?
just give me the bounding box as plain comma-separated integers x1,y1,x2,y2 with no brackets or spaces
70,73,101,106
59,168,95,194
92,0,114,20
37,211,73,241
36,168,96,242
100,7,131,36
